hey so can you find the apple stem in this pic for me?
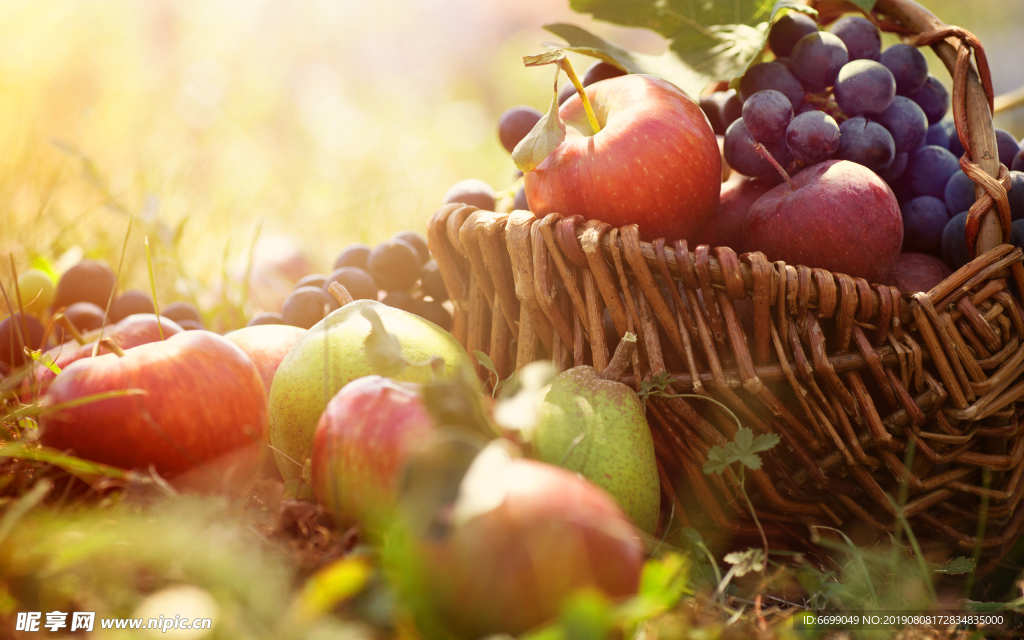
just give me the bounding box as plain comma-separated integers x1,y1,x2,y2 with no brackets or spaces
752,143,796,190
562,59,601,135
55,313,87,345
328,282,354,307
600,332,637,381
99,337,126,358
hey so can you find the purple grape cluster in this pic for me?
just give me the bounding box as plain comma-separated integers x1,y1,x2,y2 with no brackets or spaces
696,11,1024,273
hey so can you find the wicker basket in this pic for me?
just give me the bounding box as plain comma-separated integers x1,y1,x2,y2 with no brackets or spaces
428,0,1023,569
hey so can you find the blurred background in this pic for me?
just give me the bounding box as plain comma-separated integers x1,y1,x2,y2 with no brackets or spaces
0,0,1021,321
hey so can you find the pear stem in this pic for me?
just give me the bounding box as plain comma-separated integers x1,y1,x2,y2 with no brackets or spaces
56,313,86,345
600,332,637,381
99,338,126,358
328,282,354,307
562,59,601,135
752,143,796,189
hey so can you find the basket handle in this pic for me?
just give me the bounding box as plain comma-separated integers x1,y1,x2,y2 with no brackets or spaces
871,0,1009,256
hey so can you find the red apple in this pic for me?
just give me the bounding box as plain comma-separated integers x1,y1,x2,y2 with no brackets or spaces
222,324,306,397
693,174,777,251
35,314,184,391
524,74,721,242
40,331,267,475
743,159,902,284
885,252,952,294
420,457,644,638
311,376,435,526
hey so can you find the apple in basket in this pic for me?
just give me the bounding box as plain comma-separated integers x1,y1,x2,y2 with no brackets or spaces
513,53,721,242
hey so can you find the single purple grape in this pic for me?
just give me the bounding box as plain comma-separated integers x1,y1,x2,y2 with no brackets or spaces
828,16,881,61
901,195,950,254
785,111,840,164
724,118,788,178
833,60,896,117
907,76,949,125
769,12,818,58
944,170,975,216
741,90,793,143
880,44,928,96
876,96,928,152
790,32,849,92
739,62,805,108
836,116,895,174
904,145,960,199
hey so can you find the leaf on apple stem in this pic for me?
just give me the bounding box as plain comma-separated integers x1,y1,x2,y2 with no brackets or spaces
512,64,567,173
547,0,824,98
360,307,407,378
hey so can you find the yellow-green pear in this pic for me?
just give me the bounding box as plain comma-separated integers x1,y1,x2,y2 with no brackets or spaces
530,335,660,534
268,298,471,482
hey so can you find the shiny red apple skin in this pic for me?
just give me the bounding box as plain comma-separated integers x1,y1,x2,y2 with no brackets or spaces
693,174,777,251
743,160,902,284
525,74,721,242
311,376,435,526
33,314,184,393
885,252,952,294
421,459,645,638
222,324,306,397
41,331,267,475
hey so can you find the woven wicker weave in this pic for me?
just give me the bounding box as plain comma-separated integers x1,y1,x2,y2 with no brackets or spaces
428,0,1024,569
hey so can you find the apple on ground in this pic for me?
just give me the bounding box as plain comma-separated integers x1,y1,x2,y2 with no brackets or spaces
520,74,721,242
223,324,306,397
311,375,437,528
268,300,472,482
743,159,902,284
33,314,184,392
41,331,267,475
414,445,645,638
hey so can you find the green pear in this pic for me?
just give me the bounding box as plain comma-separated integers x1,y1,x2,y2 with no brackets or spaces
531,340,660,534
269,299,471,481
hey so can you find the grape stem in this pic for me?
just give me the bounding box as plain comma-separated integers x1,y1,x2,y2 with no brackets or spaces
752,143,796,190
561,59,601,135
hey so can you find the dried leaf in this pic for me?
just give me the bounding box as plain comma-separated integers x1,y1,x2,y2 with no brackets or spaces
724,547,766,577
361,306,406,378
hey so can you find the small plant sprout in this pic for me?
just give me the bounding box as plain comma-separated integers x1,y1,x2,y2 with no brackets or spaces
703,425,780,582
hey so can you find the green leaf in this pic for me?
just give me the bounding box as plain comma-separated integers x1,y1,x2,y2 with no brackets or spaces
26,349,61,375
544,23,712,99
512,64,567,173
560,589,612,640
748,431,781,454
361,306,406,378
473,350,497,377
551,0,828,98
638,553,689,608
724,547,766,577
847,0,877,12
933,556,976,575
703,444,731,476
729,1,820,90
